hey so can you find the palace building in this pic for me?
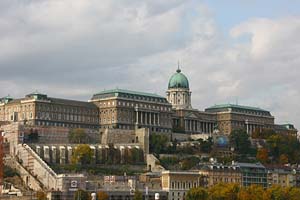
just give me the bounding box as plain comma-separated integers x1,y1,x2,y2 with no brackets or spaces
0,67,297,136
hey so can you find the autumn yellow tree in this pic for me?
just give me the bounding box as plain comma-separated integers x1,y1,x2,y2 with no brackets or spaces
286,187,300,200
208,183,239,200
237,185,264,200
36,191,47,200
257,148,269,163
97,191,109,200
263,185,288,200
71,144,93,165
186,187,208,200
279,154,289,164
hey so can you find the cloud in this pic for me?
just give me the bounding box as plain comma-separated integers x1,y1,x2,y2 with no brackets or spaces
0,1,299,128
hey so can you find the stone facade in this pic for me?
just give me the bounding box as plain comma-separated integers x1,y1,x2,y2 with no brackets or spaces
199,163,242,187
0,68,296,137
205,104,275,135
90,89,173,133
161,171,207,200
266,166,297,187
0,93,99,129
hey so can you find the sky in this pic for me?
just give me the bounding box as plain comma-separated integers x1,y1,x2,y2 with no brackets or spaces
0,0,300,128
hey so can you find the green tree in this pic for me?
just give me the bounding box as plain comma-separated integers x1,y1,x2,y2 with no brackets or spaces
149,133,168,154
180,157,200,170
97,191,109,200
68,128,89,143
230,129,251,155
198,137,213,153
27,129,39,143
74,189,90,200
186,187,208,200
71,144,93,165
133,190,143,200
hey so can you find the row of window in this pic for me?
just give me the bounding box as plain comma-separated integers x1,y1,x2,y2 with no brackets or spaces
37,104,98,115
99,101,171,111
37,112,98,123
171,181,199,190
35,121,98,129
117,93,167,103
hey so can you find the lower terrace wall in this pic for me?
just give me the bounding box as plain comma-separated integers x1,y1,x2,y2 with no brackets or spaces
30,143,145,165
15,144,86,191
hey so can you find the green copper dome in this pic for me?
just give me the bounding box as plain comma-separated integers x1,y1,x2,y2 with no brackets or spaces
168,69,189,89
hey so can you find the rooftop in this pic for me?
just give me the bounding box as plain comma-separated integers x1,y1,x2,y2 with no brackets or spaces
234,162,265,169
205,104,268,112
92,88,165,99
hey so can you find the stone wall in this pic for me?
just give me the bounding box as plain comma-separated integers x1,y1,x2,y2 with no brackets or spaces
15,144,86,191
1,122,100,147
135,128,149,154
100,127,149,154
100,128,136,144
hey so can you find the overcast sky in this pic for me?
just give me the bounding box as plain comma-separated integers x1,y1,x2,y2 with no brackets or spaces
1,0,300,128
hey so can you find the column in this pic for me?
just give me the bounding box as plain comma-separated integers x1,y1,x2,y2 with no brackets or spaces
60,146,66,164
141,112,144,124
154,113,156,125
67,146,72,164
200,122,203,133
145,112,148,125
158,114,160,125
44,146,50,163
51,146,57,164
207,123,210,133
136,111,139,124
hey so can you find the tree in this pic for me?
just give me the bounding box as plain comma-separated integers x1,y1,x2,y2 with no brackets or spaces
27,129,39,143
287,187,300,200
36,191,47,200
186,187,208,200
252,128,276,139
199,137,213,153
180,157,200,170
257,148,269,163
133,190,143,200
68,128,89,143
237,185,264,200
149,133,168,154
279,154,289,164
208,183,239,200
74,189,90,200
230,129,251,155
263,185,287,200
97,191,109,200
71,144,93,165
